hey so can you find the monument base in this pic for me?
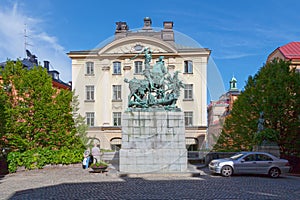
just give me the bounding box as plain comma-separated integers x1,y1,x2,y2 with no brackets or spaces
120,111,187,173
253,143,280,158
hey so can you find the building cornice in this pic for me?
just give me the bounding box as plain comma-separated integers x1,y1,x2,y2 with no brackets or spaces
67,36,211,59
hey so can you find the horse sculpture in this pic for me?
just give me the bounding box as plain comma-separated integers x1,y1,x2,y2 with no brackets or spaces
125,48,184,111
124,77,149,108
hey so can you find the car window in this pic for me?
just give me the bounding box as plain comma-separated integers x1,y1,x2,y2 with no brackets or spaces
244,154,256,162
257,154,273,161
230,153,245,160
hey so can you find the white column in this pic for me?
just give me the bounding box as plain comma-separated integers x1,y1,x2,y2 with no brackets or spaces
123,65,132,109
102,66,110,126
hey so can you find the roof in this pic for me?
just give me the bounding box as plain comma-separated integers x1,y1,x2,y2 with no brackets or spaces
278,42,300,59
68,28,211,56
52,79,71,90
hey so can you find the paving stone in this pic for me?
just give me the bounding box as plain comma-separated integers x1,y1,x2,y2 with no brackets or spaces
0,164,299,199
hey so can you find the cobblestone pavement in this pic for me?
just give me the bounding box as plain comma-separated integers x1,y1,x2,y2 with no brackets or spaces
0,164,299,200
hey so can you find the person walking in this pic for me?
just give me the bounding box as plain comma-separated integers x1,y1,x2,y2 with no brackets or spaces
91,143,101,164
82,149,90,169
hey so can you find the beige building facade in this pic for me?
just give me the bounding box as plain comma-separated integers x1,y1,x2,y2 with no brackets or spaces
68,18,210,151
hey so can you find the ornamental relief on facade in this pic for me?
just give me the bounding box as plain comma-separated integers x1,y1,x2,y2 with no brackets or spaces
105,43,168,54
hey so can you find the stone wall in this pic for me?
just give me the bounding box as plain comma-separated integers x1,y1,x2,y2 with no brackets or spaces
119,111,187,173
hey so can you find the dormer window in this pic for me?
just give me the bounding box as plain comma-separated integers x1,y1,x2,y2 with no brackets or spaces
53,72,59,80
49,70,59,80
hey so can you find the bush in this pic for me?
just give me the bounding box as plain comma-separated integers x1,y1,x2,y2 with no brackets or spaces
90,160,109,168
7,147,84,173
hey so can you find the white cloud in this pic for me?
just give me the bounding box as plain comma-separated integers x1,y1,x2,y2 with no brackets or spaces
0,2,71,82
213,52,258,60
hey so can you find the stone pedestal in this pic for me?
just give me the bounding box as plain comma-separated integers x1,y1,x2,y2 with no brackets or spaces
119,111,187,173
253,144,280,158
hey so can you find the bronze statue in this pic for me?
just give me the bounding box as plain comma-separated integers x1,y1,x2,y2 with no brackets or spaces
126,48,184,111
257,111,265,133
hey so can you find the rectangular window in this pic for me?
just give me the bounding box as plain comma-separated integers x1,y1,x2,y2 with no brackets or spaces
86,112,95,127
86,62,94,75
184,112,193,126
113,85,122,100
184,84,193,100
184,60,193,73
113,112,121,126
86,85,95,101
113,61,121,74
134,61,143,74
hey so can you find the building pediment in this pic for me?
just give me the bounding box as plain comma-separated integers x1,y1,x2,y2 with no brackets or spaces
98,36,178,55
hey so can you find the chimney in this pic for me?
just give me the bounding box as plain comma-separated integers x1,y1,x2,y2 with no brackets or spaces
163,21,173,29
161,21,174,41
44,60,50,71
142,17,152,30
115,21,129,39
115,21,128,33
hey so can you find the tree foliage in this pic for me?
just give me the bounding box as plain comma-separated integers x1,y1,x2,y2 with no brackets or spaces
0,60,85,153
0,76,8,146
214,59,300,156
72,90,89,146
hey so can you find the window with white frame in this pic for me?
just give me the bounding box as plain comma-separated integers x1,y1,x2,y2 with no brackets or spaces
86,62,94,75
184,60,193,73
134,61,143,74
86,85,95,101
184,112,193,126
113,112,121,126
86,112,95,127
184,84,193,100
113,85,122,100
113,61,121,74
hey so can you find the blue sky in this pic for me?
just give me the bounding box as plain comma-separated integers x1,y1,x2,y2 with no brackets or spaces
1,0,299,101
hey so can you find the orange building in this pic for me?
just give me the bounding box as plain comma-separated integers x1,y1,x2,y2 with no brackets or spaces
267,42,300,72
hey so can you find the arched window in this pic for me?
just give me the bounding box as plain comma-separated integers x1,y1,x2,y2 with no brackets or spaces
186,137,199,151
110,137,122,151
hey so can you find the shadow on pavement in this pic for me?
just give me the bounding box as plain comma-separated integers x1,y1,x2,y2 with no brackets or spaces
9,178,203,200
8,173,300,200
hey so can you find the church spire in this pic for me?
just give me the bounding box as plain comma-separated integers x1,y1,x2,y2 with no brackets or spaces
229,75,238,91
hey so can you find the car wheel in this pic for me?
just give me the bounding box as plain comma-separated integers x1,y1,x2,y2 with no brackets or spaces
221,165,233,177
269,167,281,178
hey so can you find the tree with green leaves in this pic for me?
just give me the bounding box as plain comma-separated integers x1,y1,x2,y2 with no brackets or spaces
0,60,84,152
0,78,8,151
214,59,300,156
72,90,89,146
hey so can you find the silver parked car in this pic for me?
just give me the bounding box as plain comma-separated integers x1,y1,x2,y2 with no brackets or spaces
209,152,290,178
